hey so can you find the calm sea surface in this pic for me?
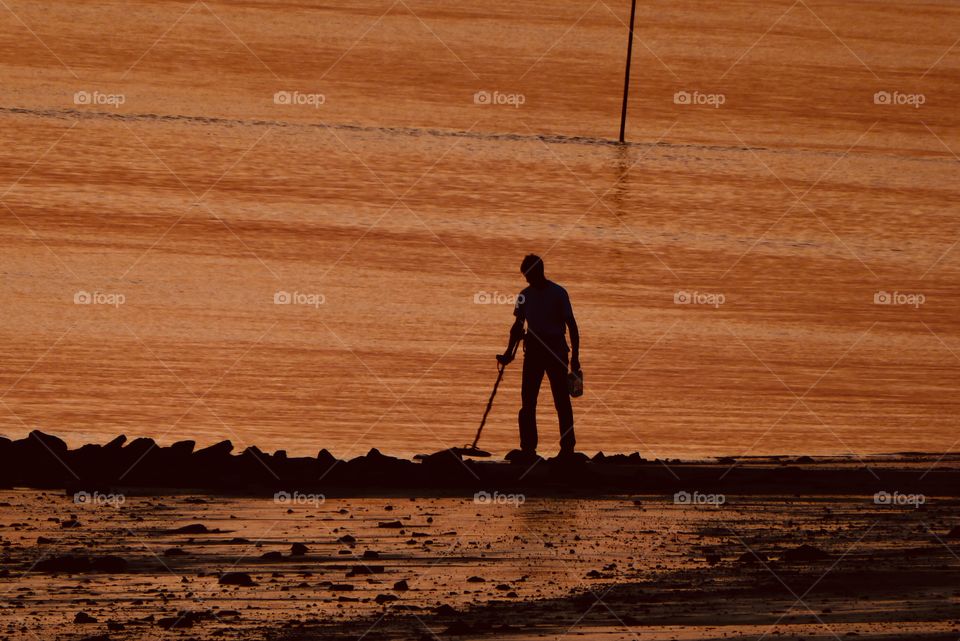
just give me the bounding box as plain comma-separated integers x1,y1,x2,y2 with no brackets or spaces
1,0,958,458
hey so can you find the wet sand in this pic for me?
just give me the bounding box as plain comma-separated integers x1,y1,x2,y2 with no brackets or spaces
2,486,959,641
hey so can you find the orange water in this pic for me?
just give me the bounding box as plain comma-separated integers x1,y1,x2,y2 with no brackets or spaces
1,0,958,459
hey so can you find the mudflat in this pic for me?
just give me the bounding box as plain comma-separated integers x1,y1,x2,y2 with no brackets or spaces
3,486,959,641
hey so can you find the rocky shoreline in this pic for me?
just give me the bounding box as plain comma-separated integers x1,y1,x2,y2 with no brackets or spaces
2,431,957,498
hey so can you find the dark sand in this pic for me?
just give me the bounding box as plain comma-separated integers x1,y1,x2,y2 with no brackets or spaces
2,486,959,641
1,435,959,640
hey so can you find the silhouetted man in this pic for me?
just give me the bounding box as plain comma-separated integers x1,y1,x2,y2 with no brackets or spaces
498,254,580,463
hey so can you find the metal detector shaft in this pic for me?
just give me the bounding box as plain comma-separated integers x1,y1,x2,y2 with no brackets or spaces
468,341,519,451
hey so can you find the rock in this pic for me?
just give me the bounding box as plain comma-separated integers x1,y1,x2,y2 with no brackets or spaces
36,555,91,573
378,520,403,528
29,430,69,453
195,440,233,457
375,593,398,604
163,548,188,557
169,440,195,454
157,615,192,629
317,448,338,468
219,572,255,586
290,543,308,556
170,524,211,534
783,544,830,562
122,437,156,458
393,579,409,591
338,534,356,544
90,555,128,572
36,555,126,573
350,565,384,575
418,448,466,471
104,434,127,450
362,550,379,559
735,551,769,565
444,620,472,635
259,551,284,561
157,610,214,630
329,583,354,591
74,611,98,624
466,576,485,583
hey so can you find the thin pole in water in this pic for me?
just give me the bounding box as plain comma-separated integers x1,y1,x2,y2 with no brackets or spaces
618,0,638,143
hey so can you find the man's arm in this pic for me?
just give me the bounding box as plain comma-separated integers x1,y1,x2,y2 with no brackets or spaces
498,317,524,365
562,288,580,372
567,314,580,373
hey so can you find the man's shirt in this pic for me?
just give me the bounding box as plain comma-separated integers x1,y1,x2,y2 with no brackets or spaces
514,280,574,345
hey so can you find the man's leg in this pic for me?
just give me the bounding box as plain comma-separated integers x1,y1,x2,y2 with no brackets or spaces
518,350,545,453
545,355,575,452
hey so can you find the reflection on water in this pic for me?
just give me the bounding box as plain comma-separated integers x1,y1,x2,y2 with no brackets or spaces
0,1,958,459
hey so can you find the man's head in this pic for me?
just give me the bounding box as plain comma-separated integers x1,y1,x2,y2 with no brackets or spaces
520,254,545,285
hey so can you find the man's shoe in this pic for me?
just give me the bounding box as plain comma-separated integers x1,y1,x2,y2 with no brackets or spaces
555,449,589,464
505,449,542,465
